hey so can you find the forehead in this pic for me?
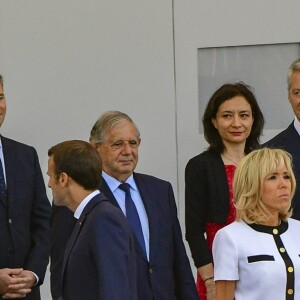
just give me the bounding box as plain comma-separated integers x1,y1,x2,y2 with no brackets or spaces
291,71,300,87
48,156,55,170
218,96,251,111
106,120,139,139
264,161,289,177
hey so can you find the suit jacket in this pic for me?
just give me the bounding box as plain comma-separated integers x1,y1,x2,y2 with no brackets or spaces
1,136,51,300
101,173,198,300
263,122,300,220
51,173,198,300
61,193,137,300
185,150,230,268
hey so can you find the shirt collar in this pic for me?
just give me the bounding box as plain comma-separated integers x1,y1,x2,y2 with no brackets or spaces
246,219,288,235
293,116,300,136
102,171,137,192
74,190,100,219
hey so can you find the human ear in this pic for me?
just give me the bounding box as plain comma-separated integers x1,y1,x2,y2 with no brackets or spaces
212,119,217,129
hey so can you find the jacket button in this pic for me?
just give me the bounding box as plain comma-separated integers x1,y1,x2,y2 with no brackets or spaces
149,268,153,274
8,219,12,224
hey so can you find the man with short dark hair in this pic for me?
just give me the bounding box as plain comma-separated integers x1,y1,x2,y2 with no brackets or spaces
48,140,137,300
51,112,198,300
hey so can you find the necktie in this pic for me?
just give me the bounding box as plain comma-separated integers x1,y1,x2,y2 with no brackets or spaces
119,183,146,257
0,158,6,198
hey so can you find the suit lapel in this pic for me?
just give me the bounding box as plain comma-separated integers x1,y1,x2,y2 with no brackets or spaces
100,179,121,209
62,196,101,277
285,123,300,152
1,136,15,211
133,174,158,263
101,176,149,261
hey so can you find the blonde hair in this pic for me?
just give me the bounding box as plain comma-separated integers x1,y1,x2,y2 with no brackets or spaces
234,148,296,223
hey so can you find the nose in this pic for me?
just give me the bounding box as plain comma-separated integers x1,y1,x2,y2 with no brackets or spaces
121,142,132,154
279,177,288,188
232,115,242,127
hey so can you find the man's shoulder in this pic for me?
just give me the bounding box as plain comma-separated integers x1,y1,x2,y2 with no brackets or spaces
186,149,219,166
1,135,35,151
87,194,132,229
263,123,297,147
134,172,171,187
91,193,124,215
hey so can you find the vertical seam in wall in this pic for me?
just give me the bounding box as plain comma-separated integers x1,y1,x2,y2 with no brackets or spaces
171,0,180,210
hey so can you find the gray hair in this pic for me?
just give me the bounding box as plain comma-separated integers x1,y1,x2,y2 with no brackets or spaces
89,111,140,144
287,58,300,90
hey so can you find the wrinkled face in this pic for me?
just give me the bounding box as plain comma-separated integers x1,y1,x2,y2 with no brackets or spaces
288,71,300,121
212,96,253,147
47,156,65,206
95,120,140,182
0,84,7,127
261,166,292,218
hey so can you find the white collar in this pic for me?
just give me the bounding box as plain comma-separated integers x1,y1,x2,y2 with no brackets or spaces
293,116,300,137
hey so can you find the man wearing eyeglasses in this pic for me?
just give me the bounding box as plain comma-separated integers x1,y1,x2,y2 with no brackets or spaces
51,111,198,300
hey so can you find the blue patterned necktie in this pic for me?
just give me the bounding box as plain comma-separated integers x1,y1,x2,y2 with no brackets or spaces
0,157,6,197
119,183,146,257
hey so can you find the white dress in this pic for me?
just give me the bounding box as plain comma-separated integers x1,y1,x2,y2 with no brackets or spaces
212,219,300,300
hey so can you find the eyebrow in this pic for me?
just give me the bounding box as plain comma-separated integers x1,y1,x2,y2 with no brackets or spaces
221,109,251,113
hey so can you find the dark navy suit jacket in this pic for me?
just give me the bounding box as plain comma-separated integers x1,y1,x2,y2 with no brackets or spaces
263,122,300,220
51,173,198,300
1,136,51,300
61,193,137,300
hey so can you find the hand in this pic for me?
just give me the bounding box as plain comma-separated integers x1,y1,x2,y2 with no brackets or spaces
0,269,35,299
205,278,216,300
0,268,23,295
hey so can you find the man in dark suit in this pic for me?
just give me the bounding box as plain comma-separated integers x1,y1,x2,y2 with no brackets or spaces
50,111,198,300
263,58,300,220
47,140,137,300
0,75,51,299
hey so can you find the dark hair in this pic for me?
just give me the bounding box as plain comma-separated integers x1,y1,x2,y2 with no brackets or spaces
48,140,102,190
0,75,3,88
202,82,264,153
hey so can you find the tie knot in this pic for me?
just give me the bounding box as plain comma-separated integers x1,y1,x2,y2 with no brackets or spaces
119,183,131,194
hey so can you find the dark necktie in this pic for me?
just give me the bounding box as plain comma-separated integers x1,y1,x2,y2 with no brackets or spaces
119,183,146,257
0,158,6,197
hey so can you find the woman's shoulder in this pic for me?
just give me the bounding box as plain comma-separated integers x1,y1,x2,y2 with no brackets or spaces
216,220,248,237
287,218,300,228
187,149,221,164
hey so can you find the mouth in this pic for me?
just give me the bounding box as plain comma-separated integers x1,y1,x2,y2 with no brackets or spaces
230,132,243,136
120,160,132,165
278,194,290,198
